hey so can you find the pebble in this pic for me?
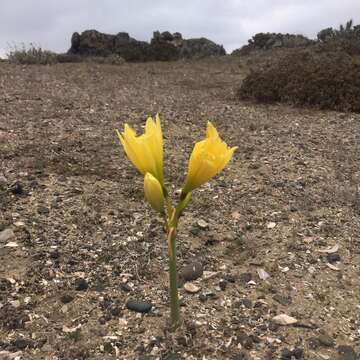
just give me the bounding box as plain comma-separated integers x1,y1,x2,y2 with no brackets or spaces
0,228,15,243
219,280,227,291
120,283,132,292
257,268,270,280
272,314,298,326
273,294,292,306
13,338,36,350
337,345,357,360
184,282,201,293
8,181,23,195
199,290,217,302
293,347,304,359
317,332,335,347
237,333,253,350
74,278,88,291
126,299,152,313
179,262,203,282
197,219,209,229
60,293,74,304
280,348,292,360
327,253,341,263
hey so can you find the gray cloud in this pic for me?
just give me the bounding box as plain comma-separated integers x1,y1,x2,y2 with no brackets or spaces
0,0,359,56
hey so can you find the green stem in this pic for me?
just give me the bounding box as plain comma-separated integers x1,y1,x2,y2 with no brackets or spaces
165,193,192,330
167,227,180,330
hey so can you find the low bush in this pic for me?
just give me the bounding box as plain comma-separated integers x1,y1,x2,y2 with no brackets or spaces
238,50,360,113
7,44,58,65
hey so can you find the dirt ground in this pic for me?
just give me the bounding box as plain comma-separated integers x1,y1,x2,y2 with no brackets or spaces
0,57,360,360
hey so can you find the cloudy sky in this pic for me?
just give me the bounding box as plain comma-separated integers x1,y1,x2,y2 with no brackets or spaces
0,0,359,57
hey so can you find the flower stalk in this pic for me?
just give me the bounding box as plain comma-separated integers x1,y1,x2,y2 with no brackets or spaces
116,114,236,330
167,226,180,328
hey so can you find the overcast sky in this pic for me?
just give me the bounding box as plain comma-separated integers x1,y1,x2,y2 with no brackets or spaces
0,0,359,57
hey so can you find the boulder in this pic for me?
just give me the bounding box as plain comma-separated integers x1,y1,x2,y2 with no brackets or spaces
68,29,151,61
68,29,226,61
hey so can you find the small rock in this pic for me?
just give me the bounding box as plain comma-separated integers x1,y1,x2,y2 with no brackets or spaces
267,222,276,229
272,314,298,326
184,282,200,293
60,293,74,304
98,316,107,325
120,283,132,292
273,294,292,306
337,345,357,360
326,263,341,271
74,278,88,291
292,347,304,359
280,348,292,360
4,242,18,248
8,182,23,195
110,305,121,317
237,333,253,350
199,290,217,302
190,227,200,236
318,332,335,347
103,341,114,354
326,253,341,263
203,271,219,280
257,268,270,280
126,299,152,313
197,219,209,229
0,228,15,243
179,262,203,282
13,338,35,350
219,280,227,291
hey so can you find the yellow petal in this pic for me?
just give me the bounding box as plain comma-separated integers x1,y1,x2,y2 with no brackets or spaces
144,173,164,213
206,121,219,138
116,115,164,184
182,122,236,193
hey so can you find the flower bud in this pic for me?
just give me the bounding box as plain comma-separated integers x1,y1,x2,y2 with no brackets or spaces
144,172,165,213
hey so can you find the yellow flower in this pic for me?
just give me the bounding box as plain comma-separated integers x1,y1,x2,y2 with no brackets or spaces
116,114,164,185
182,121,237,194
144,173,165,213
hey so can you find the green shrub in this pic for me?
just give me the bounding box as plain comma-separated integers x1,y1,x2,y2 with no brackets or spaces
7,44,58,65
238,50,360,113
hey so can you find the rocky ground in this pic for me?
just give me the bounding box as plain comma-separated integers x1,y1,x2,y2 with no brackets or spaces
0,56,360,360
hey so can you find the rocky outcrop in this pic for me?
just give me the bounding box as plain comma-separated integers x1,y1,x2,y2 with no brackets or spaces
180,38,226,58
68,30,152,61
68,30,226,61
232,32,313,55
